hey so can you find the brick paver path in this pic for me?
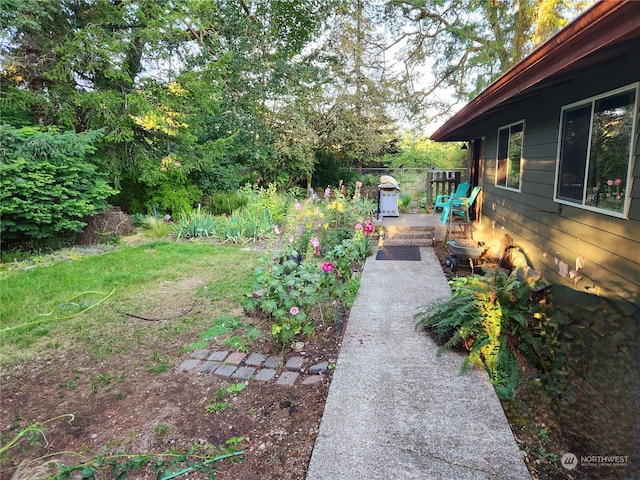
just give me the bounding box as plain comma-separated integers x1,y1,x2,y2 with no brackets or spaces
177,350,329,386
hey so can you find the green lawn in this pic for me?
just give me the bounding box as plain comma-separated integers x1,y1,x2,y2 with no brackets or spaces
0,241,261,366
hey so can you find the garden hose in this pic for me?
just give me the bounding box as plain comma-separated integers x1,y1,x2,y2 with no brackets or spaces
0,288,115,334
159,451,244,480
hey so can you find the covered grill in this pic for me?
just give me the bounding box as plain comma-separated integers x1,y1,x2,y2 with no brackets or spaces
377,175,400,218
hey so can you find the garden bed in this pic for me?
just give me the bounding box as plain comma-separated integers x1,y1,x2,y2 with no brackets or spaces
432,240,638,480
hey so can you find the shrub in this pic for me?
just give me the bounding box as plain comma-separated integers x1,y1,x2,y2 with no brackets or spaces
144,179,202,216
321,226,354,252
312,152,360,189
0,126,115,246
130,213,147,228
415,267,554,401
399,193,412,212
242,242,321,347
256,183,289,224
194,160,246,194
243,222,373,348
206,191,249,216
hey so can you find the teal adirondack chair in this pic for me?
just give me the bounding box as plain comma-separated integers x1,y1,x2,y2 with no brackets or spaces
441,186,482,224
433,182,470,214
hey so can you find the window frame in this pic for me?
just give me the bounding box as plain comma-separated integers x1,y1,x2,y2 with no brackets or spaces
554,83,638,219
495,120,525,192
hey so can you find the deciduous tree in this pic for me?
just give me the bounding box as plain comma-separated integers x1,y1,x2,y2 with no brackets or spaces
384,0,594,126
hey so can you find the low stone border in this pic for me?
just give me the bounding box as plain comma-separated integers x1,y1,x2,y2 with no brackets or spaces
177,350,330,386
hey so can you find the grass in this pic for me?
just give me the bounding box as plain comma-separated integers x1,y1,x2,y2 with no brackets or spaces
0,240,260,366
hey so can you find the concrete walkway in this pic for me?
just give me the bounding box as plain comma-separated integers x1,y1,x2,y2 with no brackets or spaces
306,243,531,480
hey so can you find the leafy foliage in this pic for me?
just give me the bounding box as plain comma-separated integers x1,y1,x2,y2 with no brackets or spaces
384,0,593,123
206,191,250,216
243,181,375,347
310,2,398,170
141,216,172,238
415,266,557,400
0,0,341,213
171,202,273,244
0,126,115,245
172,211,218,241
0,0,593,217
312,152,361,190
383,133,467,170
211,204,273,244
256,183,291,225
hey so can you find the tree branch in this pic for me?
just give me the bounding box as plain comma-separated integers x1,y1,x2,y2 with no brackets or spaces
237,0,260,24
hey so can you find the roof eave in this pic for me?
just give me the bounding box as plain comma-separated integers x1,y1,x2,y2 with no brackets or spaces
430,0,640,142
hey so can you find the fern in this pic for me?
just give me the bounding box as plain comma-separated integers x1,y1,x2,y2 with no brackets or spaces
416,268,555,401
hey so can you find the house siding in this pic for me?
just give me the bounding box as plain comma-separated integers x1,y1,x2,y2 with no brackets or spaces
474,44,640,309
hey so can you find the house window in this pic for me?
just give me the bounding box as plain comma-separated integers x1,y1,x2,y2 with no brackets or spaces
496,121,523,190
556,85,637,216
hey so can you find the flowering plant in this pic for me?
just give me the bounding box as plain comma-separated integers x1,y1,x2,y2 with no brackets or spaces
242,242,319,347
311,236,320,256
322,262,335,273
363,221,375,237
606,178,623,200
244,184,375,347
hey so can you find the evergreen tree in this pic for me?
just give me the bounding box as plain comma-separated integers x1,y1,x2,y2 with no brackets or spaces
311,1,399,172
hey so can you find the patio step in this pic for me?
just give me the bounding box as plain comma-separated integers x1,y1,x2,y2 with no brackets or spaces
378,224,438,247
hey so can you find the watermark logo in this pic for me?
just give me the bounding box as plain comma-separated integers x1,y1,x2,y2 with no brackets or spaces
580,455,629,468
561,453,578,470
561,452,629,470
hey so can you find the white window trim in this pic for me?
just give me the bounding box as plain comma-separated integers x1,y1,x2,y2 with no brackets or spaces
495,119,525,193
553,83,638,219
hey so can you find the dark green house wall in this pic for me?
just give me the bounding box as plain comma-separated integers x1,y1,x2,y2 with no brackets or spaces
468,38,640,309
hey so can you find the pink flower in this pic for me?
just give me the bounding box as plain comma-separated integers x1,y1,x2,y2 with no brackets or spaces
322,262,334,273
296,202,302,211
355,181,362,188
364,221,375,237
355,223,363,231
607,179,614,186
615,178,622,186
289,306,299,315
274,225,280,234
310,237,320,256
324,187,331,198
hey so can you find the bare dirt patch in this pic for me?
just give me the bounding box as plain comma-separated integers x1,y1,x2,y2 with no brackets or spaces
1,314,342,480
